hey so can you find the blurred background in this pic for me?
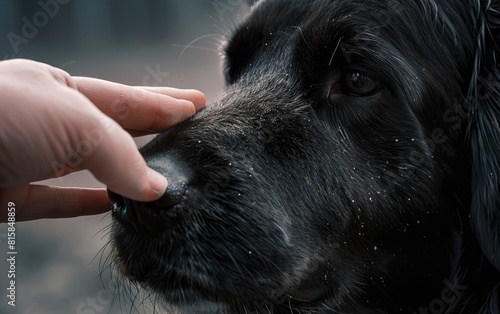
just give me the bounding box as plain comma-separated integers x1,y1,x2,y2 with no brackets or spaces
0,1,252,313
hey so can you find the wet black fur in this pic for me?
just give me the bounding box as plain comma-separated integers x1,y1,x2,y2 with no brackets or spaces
109,0,500,313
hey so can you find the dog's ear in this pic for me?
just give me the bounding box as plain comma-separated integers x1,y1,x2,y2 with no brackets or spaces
468,1,500,271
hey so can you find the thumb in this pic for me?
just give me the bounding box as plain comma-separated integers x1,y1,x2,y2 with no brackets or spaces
82,117,167,202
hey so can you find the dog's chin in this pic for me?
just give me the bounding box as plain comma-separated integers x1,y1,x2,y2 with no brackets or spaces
114,255,328,312
109,198,323,310
111,231,234,308
132,271,327,314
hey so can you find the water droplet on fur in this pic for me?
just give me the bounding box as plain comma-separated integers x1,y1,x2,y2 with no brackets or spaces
374,246,378,251
248,251,252,254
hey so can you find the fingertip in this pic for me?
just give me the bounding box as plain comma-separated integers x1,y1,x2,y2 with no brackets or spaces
105,168,168,202
179,99,197,117
156,98,196,128
83,127,163,202
134,86,206,112
147,168,168,199
189,90,207,111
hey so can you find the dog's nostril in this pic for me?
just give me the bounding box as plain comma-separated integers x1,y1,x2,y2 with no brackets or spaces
108,189,129,223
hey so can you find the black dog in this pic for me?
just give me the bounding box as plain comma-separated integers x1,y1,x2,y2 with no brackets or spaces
107,0,500,312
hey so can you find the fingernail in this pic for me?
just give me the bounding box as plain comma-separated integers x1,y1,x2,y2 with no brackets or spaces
192,91,207,111
147,168,168,196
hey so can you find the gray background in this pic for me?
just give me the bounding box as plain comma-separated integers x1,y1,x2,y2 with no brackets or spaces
0,1,252,313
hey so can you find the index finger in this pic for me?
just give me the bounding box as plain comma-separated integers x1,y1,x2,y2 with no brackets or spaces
73,77,204,132
0,185,111,222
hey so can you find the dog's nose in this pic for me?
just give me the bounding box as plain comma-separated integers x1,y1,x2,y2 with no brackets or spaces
108,186,186,235
108,160,190,235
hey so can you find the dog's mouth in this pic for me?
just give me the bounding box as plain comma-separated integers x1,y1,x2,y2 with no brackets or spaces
109,199,229,304
108,184,312,306
121,264,225,304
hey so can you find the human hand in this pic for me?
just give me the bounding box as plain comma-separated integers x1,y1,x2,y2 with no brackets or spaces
0,59,206,222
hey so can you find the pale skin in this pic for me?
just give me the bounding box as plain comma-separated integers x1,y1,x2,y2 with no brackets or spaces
0,59,206,222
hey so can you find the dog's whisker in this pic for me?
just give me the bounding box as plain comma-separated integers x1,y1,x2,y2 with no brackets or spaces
273,222,290,244
329,37,343,66
174,33,224,66
171,44,220,53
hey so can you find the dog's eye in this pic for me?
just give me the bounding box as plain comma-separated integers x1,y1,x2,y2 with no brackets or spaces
343,71,380,96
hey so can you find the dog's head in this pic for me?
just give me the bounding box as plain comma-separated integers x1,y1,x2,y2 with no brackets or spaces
108,0,500,312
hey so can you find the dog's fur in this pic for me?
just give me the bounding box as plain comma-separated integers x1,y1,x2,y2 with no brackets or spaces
108,0,500,313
